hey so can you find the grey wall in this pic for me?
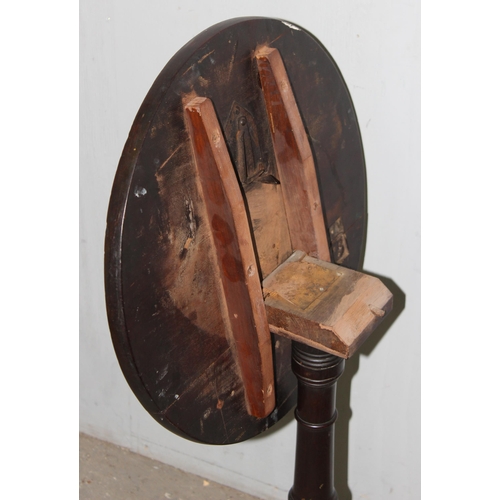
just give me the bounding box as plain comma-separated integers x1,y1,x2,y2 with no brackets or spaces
80,2,420,499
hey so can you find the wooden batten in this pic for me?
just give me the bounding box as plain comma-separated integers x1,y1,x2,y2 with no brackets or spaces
255,47,331,262
263,251,393,358
185,97,275,418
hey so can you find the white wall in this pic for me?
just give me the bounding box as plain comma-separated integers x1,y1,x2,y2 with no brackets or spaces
80,2,420,499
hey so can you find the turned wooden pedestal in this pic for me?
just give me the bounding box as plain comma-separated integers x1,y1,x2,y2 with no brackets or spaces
289,342,344,500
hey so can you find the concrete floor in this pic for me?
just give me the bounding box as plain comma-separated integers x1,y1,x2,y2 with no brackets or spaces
79,433,262,500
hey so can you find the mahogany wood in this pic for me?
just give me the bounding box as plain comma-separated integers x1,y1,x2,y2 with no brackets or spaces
255,47,331,262
184,96,275,417
289,342,345,500
103,16,395,500
105,17,368,445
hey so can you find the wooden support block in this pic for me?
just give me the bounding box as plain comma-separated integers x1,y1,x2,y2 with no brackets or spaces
263,251,393,358
255,47,331,262
185,97,275,418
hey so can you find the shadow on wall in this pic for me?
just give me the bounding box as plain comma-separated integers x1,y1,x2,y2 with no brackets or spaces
335,273,405,500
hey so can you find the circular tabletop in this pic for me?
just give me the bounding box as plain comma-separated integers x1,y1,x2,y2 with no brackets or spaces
105,17,366,444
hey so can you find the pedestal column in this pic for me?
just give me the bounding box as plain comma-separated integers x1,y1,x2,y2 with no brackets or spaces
289,342,345,500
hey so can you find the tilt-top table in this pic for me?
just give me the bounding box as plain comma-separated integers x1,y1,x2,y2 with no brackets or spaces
105,17,392,499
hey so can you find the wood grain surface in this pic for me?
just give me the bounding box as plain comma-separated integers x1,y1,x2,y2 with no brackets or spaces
255,47,330,262
185,97,275,418
105,17,367,444
263,251,393,358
